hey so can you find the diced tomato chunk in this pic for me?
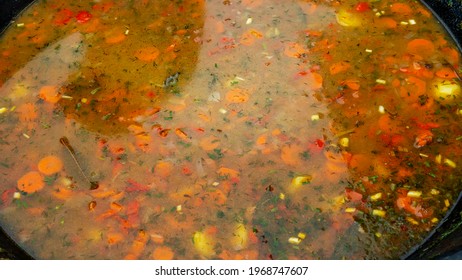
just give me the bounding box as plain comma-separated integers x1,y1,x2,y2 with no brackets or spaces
76,11,92,23
355,2,370,12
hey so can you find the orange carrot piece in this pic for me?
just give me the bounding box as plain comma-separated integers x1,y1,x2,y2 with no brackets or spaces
441,47,460,66
436,67,458,79
39,85,61,103
155,161,173,178
377,17,397,29
225,88,250,103
407,76,427,95
390,3,413,15
239,29,263,46
27,207,45,216
17,103,38,122
38,155,63,175
406,39,435,57
210,189,227,205
107,232,124,245
105,33,126,44
52,187,74,200
343,79,360,90
329,61,351,75
217,167,240,178
17,171,45,193
284,42,307,58
134,46,160,62
152,246,174,260
256,134,267,145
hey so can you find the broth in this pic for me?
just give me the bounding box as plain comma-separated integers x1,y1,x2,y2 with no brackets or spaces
0,0,461,259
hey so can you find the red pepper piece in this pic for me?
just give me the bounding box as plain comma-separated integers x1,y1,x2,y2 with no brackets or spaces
75,11,92,23
355,2,370,12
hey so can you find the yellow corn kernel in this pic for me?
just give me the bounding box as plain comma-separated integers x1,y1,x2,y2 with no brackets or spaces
372,209,386,217
407,191,422,198
345,207,356,213
406,217,419,225
444,158,457,168
288,237,302,245
370,193,382,201
297,232,306,240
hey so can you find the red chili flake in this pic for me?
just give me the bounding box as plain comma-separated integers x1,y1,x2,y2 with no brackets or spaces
315,139,324,148
75,11,92,23
1,188,16,207
54,9,74,26
146,91,157,98
182,166,192,175
355,2,370,12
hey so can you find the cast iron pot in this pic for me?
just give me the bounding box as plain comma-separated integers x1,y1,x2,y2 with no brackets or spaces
0,0,461,260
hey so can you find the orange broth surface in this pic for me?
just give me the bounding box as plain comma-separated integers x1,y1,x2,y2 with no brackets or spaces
0,0,462,259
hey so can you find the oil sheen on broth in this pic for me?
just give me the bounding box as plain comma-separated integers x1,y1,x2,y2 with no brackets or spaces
0,0,461,259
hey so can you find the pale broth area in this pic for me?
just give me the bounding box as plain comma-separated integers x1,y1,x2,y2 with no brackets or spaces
0,0,462,259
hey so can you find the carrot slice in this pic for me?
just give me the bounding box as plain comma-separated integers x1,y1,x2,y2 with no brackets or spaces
17,103,38,122
329,61,351,75
38,155,63,175
390,3,413,15
152,246,174,260
284,42,307,58
39,85,61,103
225,88,250,103
406,39,435,57
17,171,45,193
154,161,173,178
436,67,458,79
134,47,160,62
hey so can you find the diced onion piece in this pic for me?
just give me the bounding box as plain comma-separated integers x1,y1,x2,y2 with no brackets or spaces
407,190,422,198
378,105,385,114
336,9,362,27
13,192,21,199
311,114,320,121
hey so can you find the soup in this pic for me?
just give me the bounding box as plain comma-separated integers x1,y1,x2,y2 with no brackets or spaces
0,0,461,259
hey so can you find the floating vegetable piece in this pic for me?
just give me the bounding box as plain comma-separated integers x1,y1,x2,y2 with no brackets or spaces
291,175,313,188
192,231,215,258
60,137,99,190
152,246,174,260
336,9,362,27
17,171,45,193
432,78,461,102
230,223,249,251
38,155,63,175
